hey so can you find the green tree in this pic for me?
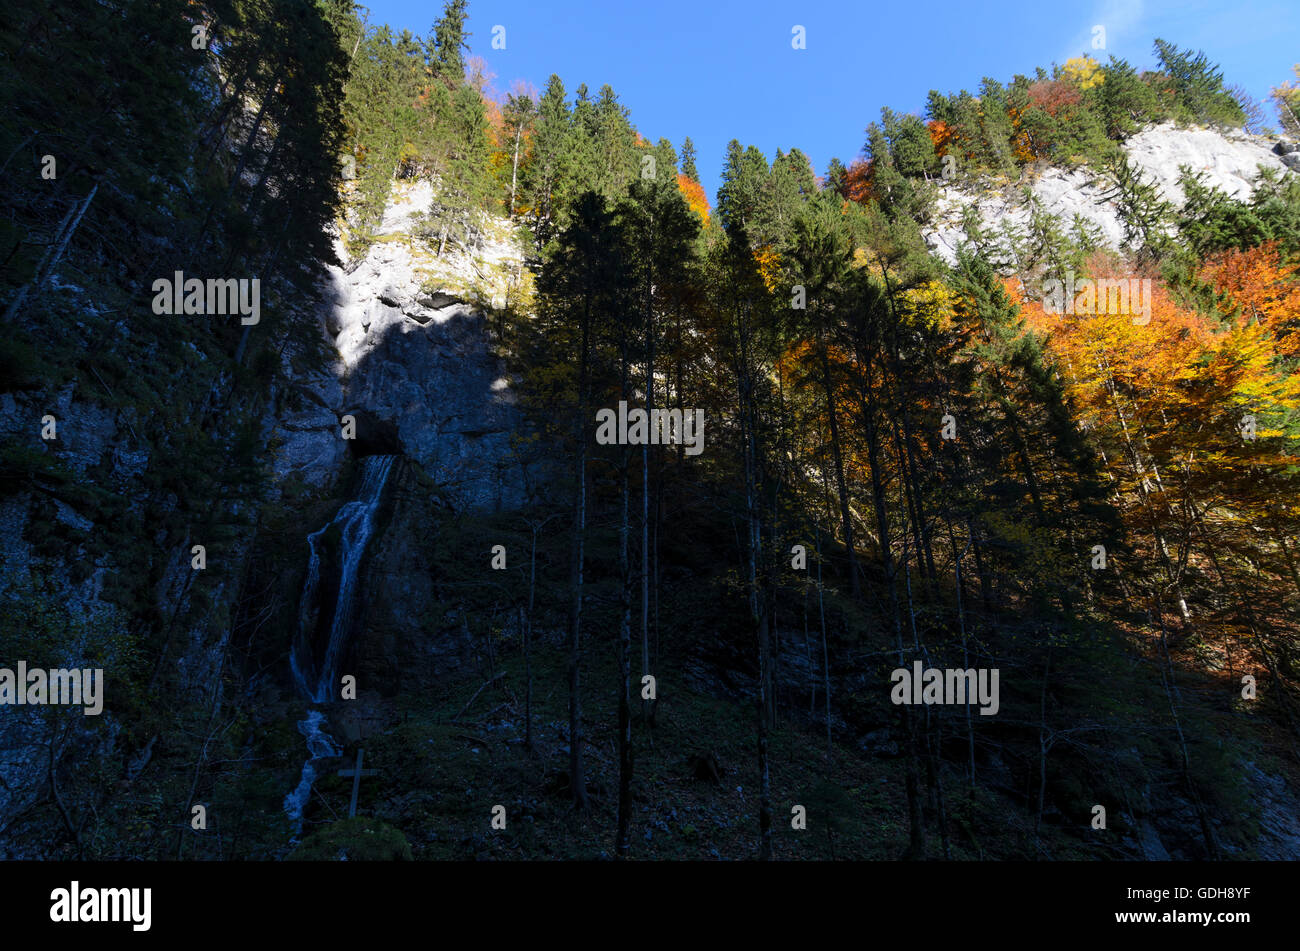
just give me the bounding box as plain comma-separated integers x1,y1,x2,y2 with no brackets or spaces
881,107,939,178
521,74,574,248
1102,153,1176,260
430,0,470,83
823,157,848,197
1095,56,1161,139
1153,39,1245,127
975,78,1017,176
533,191,630,814
502,89,537,218
717,140,769,237
680,136,699,182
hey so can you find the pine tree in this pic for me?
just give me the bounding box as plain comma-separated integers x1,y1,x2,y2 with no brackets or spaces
717,140,769,236
1102,153,1176,260
1153,39,1245,127
680,136,699,182
521,74,573,248
430,0,470,83
1096,57,1161,139
881,107,939,178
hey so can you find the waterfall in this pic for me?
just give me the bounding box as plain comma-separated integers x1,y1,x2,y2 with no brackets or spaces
283,454,396,838
283,710,341,838
290,453,397,703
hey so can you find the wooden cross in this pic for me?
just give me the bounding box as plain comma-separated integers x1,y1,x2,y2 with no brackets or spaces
337,749,378,818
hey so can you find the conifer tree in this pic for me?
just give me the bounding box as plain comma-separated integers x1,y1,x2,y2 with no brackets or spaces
521,74,572,248
881,108,940,178
430,0,471,83
1095,56,1161,139
717,141,770,237
534,191,630,813
1102,153,1176,260
1153,39,1245,127
680,136,699,182
823,157,848,197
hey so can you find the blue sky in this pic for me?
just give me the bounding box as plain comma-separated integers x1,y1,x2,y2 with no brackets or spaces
362,0,1300,203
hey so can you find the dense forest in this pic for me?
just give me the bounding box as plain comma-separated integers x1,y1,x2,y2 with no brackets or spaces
0,0,1297,863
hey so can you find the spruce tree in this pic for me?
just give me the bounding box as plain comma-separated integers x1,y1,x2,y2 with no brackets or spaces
1102,153,1176,260
823,157,848,197
521,74,573,248
680,136,699,182
881,107,939,178
1153,39,1245,127
1095,57,1160,139
717,140,769,236
430,0,470,83
975,78,1017,176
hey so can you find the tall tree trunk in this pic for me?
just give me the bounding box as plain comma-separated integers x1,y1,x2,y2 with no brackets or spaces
735,298,773,861
950,527,976,791
508,121,522,217
4,182,98,325
641,255,655,724
617,355,634,857
195,67,282,258
567,303,591,812
899,407,939,590
1033,646,1053,839
856,352,926,859
817,336,861,596
1154,604,1221,859
892,418,930,589
816,530,831,755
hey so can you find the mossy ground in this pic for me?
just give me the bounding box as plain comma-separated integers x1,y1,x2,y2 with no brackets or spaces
285,630,1095,861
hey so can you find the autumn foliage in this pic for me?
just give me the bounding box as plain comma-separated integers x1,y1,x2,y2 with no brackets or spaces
676,173,710,223
927,119,954,156
1028,79,1083,117
1199,241,1300,359
752,245,781,292
842,158,875,204
1013,267,1300,657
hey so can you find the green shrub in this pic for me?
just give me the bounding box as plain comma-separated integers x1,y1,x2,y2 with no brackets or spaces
287,817,414,861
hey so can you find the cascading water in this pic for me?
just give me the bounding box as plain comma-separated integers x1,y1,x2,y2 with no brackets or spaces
290,453,397,702
283,710,341,838
284,453,396,835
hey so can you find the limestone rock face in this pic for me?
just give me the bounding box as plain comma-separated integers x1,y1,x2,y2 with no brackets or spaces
270,178,543,508
350,461,478,694
268,372,348,491
0,179,541,844
279,183,550,712
306,185,543,512
924,123,1293,265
